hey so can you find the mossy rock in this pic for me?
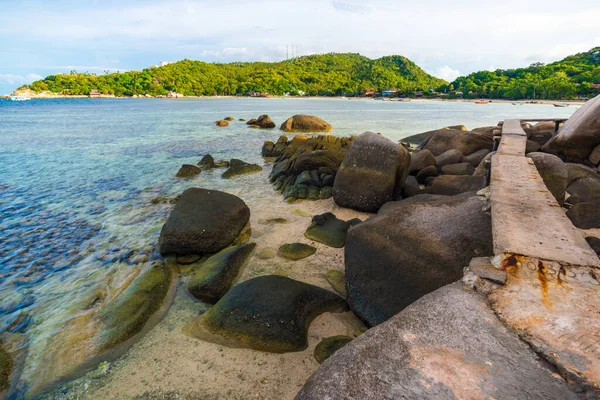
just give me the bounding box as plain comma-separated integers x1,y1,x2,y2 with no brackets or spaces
187,243,256,303
314,335,353,364
176,164,201,178
184,275,347,353
278,243,316,260
0,340,12,393
256,248,275,259
97,262,173,351
304,213,358,248
325,270,346,298
239,118,246,122
258,217,287,224
222,159,263,179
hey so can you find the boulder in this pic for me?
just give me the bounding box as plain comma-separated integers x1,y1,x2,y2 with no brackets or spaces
183,276,346,353
278,243,317,260
431,175,486,196
325,270,346,298
246,118,257,125
566,174,600,203
187,243,256,303
221,159,263,179
176,164,201,178
474,151,494,176
345,192,492,326
589,144,600,166
296,283,580,400
408,149,436,174
565,162,596,185
215,120,229,127
585,237,600,255
440,162,474,176
527,152,568,206
333,132,411,212
304,213,359,248
435,149,466,168
415,165,437,184
542,94,600,160
566,202,600,229
421,129,494,156
465,148,490,167
214,159,229,168
525,140,541,153
248,114,276,128
314,336,353,364
524,121,557,147
403,126,469,148
198,154,215,169
224,116,234,121
280,114,332,132
159,188,250,255
401,175,421,198
0,339,12,393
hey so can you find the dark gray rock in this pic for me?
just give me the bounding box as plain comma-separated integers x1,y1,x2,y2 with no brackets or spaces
159,188,250,255
198,154,215,169
408,149,436,174
526,140,542,153
585,237,600,255
474,151,494,176
314,336,353,364
589,144,600,166
176,164,201,178
440,162,475,176
187,243,256,303
565,162,597,186
435,149,466,168
333,132,411,212
401,175,421,198
296,283,581,400
421,129,493,156
528,152,568,206
278,243,317,260
566,202,600,229
566,174,600,203
248,114,276,128
416,165,438,184
345,192,492,326
222,159,263,179
465,148,490,167
184,276,346,353
431,175,486,196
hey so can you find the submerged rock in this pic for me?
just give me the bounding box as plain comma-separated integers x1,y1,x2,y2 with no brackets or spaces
0,340,12,393
304,213,359,248
314,336,353,364
159,188,250,255
176,164,201,178
198,154,215,169
183,275,346,353
278,243,316,260
187,243,256,303
221,159,263,179
280,114,332,132
345,192,492,326
297,283,580,400
333,132,410,212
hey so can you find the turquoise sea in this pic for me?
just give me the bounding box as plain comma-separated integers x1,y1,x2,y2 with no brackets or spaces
0,97,575,395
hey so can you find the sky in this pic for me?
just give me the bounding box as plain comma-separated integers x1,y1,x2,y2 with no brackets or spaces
1,0,599,94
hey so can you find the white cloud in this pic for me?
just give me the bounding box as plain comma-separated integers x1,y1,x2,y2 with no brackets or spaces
430,66,461,82
0,73,43,86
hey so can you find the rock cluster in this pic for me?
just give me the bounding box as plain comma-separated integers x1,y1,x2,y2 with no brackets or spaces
247,114,276,128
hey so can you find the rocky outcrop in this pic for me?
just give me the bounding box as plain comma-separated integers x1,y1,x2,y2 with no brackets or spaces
187,243,256,303
278,243,316,260
542,94,600,160
159,188,250,255
345,192,492,326
176,164,201,178
333,132,410,212
221,159,263,178
305,213,360,248
262,134,353,201
183,276,346,353
527,152,568,206
247,114,276,128
280,114,332,132
296,283,580,400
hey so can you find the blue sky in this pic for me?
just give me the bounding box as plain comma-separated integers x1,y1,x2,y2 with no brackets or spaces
1,0,599,94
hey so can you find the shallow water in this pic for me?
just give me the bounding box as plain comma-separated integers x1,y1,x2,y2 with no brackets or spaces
0,97,574,395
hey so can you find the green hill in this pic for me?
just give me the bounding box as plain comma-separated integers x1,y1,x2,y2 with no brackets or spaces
449,47,600,99
22,53,447,97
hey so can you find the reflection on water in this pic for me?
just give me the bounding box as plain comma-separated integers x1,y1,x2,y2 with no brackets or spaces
0,97,574,393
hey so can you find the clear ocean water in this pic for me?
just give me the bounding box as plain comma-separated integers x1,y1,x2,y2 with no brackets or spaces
0,97,575,391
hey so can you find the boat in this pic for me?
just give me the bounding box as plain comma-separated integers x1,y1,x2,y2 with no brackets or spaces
10,94,30,101
474,100,489,104
512,102,522,105
554,103,569,107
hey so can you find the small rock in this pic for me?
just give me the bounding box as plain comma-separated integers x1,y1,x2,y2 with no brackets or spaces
325,270,346,298
469,264,507,285
224,116,234,121
435,149,466,169
256,248,275,259
416,165,438,184
314,336,353,364
585,237,600,255
222,159,263,179
305,213,354,248
198,154,215,169
440,162,474,176
176,164,201,178
258,217,287,224
215,120,229,127
278,243,316,260
409,150,436,174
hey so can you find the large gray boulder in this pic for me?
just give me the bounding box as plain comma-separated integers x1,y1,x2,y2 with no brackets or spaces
345,192,492,326
542,94,600,160
333,132,410,212
296,283,581,400
421,129,494,156
159,188,250,255
527,152,568,206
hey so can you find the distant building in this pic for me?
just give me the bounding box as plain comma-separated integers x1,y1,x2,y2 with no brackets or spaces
591,84,600,89
89,89,101,98
382,89,397,96
363,88,376,96
159,61,172,67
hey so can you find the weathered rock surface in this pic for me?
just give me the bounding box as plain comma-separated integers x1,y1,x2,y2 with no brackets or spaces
247,114,276,128
333,132,410,212
345,192,492,326
400,175,421,198
215,120,229,127
565,163,596,185
176,164,201,178
566,202,600,229
524,121,556,147
221,159,263,179
586,236,600,255
280,114,332,132
304,213,358,248
278,243,316,260
415,165,437,184
566,174,600,203
421,128,494,156
297,283,580,400
542,94,600,160
408,149,436,174
528,152,568,206
325,270,346,298
0,339,12,393
224,116,234,121
183,276,346,353
187,243,256,303
465,148,490,167
440,162,475,176
313,336,353,364
198,154,214,169
431,175,487,195
435,149,466,168
159,188,250,255
589,144,600,166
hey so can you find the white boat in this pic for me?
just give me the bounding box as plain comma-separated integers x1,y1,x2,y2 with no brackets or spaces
10,94,30,101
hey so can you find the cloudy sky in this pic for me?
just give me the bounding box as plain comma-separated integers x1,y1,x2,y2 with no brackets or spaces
1,0,599,94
